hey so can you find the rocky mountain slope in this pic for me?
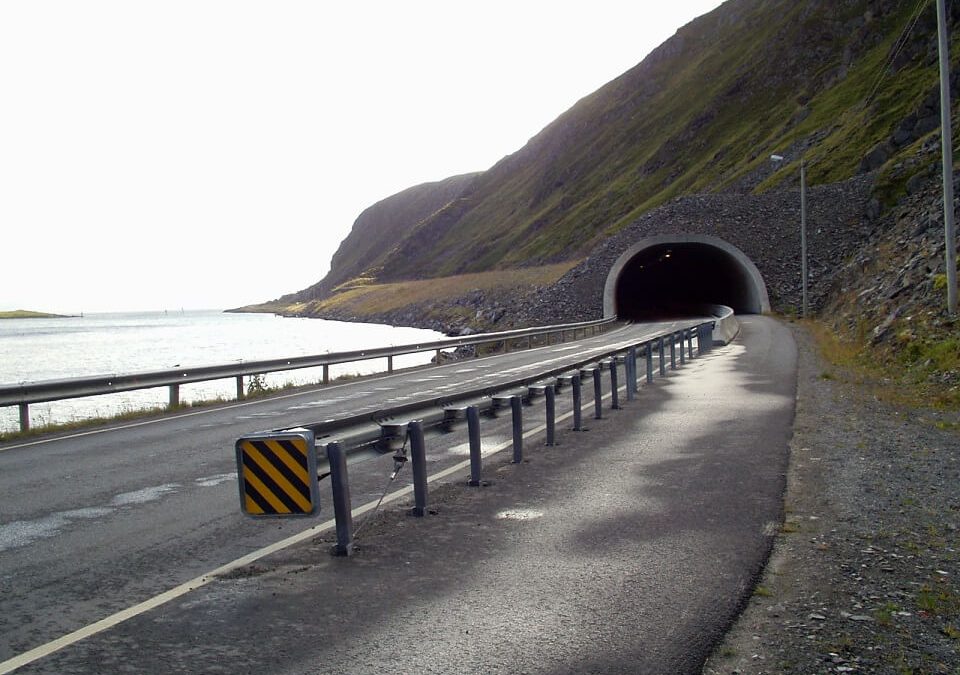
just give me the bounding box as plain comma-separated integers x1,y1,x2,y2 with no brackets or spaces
247,0,958,316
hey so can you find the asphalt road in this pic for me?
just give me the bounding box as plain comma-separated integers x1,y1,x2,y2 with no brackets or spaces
0,315,797,674
0,319,704,672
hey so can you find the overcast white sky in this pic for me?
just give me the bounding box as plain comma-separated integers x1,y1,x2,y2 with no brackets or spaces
1,1,724,313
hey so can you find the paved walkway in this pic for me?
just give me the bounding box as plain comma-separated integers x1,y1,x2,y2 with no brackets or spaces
22,316,797,675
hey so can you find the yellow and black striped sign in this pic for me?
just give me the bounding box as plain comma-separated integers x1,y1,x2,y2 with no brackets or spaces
235,431,319,517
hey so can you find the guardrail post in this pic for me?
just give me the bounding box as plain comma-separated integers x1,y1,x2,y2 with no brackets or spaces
323,364,330,385
545,384,556,446
658,337,666,376
169,384,180,408
467,405,482,486
627,347,637,401
327,441,353,556
236,376,245,400
702,324,714,353
19,403,30,432
593,366,603,419
572,373,583,431
670,335,677,370
609,360,620,410
510,395,523,463
408,420,428,516
646,342,654,384
388,355,394,373
688,331,695,360
680,331,687,365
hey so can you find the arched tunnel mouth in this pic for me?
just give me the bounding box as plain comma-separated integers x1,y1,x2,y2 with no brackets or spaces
610,241,768,320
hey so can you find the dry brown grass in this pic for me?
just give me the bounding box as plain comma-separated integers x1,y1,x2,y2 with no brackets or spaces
306,262,580,315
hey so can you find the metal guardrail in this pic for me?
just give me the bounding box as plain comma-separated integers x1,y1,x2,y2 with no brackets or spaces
1,316,616,433
235,320,718,555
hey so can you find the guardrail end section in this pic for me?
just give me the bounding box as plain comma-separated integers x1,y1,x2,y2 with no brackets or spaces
235,429,320,518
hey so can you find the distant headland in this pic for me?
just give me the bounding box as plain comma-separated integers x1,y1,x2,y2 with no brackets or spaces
0,309,72,319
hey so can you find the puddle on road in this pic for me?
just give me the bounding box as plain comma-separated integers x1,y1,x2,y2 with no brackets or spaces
445,436,511,457
0,507,114,552
1,474,235,552
195,473,237,487
496,509,545,521
111,483,181,506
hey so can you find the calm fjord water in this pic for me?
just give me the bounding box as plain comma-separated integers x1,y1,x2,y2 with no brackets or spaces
0,310,444,433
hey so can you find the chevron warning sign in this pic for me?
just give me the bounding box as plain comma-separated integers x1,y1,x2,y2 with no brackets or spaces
235,430,319,517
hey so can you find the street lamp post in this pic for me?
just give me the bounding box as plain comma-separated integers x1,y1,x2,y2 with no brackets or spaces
936,0,957,316
771,154,809,318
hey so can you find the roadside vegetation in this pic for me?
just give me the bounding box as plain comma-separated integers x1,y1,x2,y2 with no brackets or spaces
806,315,960,411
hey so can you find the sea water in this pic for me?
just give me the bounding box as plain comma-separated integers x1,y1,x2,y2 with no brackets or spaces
0,310,444,433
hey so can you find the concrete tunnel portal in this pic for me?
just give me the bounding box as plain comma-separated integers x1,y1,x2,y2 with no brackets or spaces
603,234,771,320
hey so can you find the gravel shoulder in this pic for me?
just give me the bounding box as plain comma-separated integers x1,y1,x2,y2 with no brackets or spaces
703,323,960,674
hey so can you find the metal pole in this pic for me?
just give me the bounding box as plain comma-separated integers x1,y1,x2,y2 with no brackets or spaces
646,343,654,383
627,347,637,401
609,360,620,410
408,421,428,516
236,375,244,400
938,0,958,315
467,405,482,486
679,332,686,365
658,337,666,376
593,366,603,419
510,396,523,463
19,403,30,432
327,441,353,556
670,335,677,370
169,384,180,408
801,157,809,319
572,373,583,431
545,384,556,446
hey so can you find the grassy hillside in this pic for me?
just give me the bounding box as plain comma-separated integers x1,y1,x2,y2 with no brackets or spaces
266,0,957,314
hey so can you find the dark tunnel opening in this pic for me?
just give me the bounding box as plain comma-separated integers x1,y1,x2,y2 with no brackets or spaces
610,242,767,320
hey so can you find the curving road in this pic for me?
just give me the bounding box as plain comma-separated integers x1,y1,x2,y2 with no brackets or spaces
0,319,711,671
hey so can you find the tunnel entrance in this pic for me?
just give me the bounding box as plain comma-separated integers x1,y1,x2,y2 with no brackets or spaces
603,234,770,319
